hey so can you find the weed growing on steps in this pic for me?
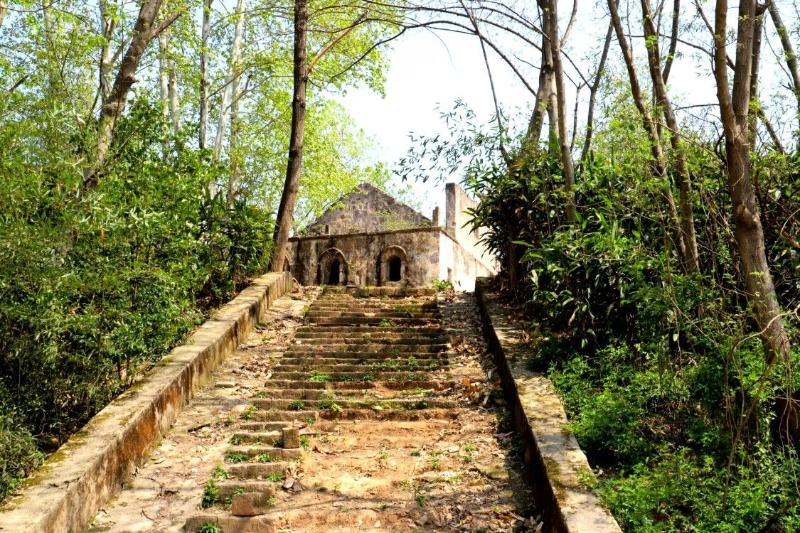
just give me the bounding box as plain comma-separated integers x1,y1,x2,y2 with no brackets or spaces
198,522,221,533
267,472,284,482
308,371,331,382
256,453,273,463
415,493,427,507
240,406,256,420
225,452,247,463
288,400,305,411
300,435,310,450
201,479,219,508
378,318,395,327
212,465,231,480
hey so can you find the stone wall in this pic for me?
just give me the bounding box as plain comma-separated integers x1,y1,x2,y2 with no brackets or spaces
438,231,495,291
288,228,441,287
445,183,498,274
305,183,430,236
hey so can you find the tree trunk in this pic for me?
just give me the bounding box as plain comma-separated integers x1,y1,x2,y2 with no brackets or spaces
158,32,171,121
748,3,766,150
579,20,613,168
199,0,212,150
712,0,790,365
641,0,700,272
270,0,308,272
84,0,179,188
767,2,800,143
168,60,181,135
607,0,688,268
213,0,245,163
98,0,115,104
0,1,7,30
525,22,554,150
540,0,576,223
661,0,679,83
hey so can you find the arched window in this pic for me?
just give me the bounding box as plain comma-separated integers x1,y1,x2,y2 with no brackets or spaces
378,245,408,285
388,257,402,281
317,248,348,286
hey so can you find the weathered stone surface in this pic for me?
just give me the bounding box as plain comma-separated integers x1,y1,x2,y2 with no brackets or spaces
0,272,292,533
184,514,277,533
305,183,430,236
281,427,300,449
286,182,496,291
475,278,621,533
231,492,273,516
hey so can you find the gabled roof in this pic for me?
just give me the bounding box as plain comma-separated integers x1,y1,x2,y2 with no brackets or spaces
304,183,430,236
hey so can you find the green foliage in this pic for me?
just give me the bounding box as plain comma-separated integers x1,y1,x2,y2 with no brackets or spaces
432,279,454,292
422,102,800,530
0,405,45,501
0,101,273,498
288,400,306,411
201,479,220,508
198,522,222,533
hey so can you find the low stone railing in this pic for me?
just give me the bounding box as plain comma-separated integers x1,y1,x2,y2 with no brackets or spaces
0,272,292,533
475,278,621,533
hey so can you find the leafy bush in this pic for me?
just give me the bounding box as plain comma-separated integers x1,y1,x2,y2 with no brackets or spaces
0,100,271,498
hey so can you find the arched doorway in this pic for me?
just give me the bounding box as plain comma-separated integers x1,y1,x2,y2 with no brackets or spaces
378,245,408,285
317,248,348,286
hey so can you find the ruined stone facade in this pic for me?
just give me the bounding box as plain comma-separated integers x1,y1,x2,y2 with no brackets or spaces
286,183,497,290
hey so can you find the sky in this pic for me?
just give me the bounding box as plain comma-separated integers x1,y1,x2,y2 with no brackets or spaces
331,2,721,215
335,27,537,215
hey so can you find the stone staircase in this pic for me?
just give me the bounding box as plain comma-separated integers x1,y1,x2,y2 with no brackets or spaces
184,286,462,532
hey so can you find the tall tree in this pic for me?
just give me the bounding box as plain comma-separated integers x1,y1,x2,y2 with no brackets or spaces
270,0,309,273
607,0,688,269
712,0,790,364
540,0,576,223
640,0,700,272
213,0,246,164
84,0,182,188
199,0,212,150
767,1,800,143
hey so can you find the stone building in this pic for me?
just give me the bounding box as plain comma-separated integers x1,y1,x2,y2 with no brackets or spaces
286,182,497,290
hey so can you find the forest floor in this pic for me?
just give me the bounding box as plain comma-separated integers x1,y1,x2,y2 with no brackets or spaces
90,288,540,532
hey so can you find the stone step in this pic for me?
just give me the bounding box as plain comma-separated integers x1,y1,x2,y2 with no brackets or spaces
270,362,447,373
262,379,455,391
230,431,282,445
307,317,436,326
306,310,440,319
238,421,303,432
320,287,437,297
278,344,450,361
216,480,277,500
309,303,438,311
185,513,277,533
276,356,448,366
226,446,302,461
245,410,318,422
253,388,442,401
226,462,288,479
268,370,439,381
291,337,445,346
251,397,458,411
246,407,464,422
293,330,445,340
295,325,443,334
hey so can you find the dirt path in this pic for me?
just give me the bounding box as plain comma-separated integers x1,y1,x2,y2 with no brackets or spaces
92,288,541,532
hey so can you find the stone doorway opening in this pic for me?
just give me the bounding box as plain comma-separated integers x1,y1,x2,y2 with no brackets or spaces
328,259,342,284
388,257,402,281
317,248,348,286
